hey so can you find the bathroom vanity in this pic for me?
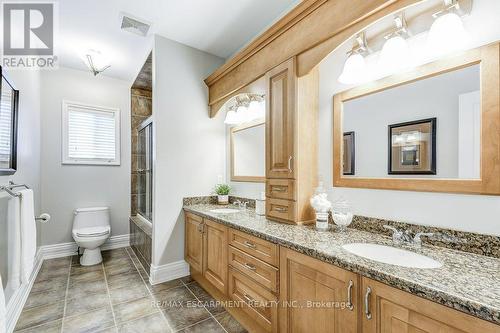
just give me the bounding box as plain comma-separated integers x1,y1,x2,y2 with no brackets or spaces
183,203,500,333
196,1,500,332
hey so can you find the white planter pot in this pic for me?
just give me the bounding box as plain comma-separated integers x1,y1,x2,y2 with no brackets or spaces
217,195,229,205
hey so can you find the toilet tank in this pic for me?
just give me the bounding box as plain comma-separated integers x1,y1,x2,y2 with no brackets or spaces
73,207,110,230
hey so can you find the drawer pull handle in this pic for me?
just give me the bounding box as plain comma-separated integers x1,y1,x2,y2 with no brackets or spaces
346,280,354,311
244,241,256,249
365,287,372,320
197,223,204,233
274,207,287,213
244,263,256,271
288,155,293,173
272,186,287,193
243,293,255,304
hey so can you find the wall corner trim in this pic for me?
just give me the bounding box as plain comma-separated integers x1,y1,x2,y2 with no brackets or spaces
149,260,190,285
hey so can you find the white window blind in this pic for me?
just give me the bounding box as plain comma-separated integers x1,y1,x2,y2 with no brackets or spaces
0,80,13,164
62,101,120,165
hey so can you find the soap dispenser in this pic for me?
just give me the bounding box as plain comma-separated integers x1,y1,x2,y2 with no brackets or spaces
255,192,266,216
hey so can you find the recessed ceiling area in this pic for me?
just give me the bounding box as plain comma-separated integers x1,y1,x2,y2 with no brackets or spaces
57,0,300,82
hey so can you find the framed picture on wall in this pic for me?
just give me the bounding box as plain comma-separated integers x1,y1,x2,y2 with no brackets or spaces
343,131,355,175
388,118,436,175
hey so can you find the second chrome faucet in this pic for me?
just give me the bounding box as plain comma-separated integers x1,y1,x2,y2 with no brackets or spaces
383,225,434,248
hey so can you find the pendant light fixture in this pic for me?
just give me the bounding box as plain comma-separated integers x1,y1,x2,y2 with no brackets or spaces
428,0,469,56
338,33,370,85
379,14,412,75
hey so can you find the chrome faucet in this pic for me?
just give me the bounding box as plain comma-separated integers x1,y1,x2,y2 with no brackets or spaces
383,225,434,248
234,200,249,210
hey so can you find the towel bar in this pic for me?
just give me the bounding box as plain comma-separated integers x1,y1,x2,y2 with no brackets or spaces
0,181,30,197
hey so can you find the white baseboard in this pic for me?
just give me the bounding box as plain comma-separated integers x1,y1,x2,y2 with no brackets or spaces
5,234,130,332
6,250,43,333
149,260,189,285
39,234,130,259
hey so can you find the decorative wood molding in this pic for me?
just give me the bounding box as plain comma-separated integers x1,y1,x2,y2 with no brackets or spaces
333,43,500,195
204,0,327,86
205,0,423,117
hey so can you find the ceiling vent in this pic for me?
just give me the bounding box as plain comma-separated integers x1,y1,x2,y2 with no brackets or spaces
120,13,151,37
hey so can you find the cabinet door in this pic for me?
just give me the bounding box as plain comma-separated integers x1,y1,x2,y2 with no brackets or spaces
184,213,203,273
266,58,295,179
279,248,358,333
203,219,228,294
361,277,500,333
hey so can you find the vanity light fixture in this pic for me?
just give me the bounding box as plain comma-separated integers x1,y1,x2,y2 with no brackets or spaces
428,0,470,56
379,14,412,75
224,93,265,125
338,33,370,85
84,49,111,76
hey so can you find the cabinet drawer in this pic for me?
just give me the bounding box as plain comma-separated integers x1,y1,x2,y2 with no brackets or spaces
266,198,295,222
229,246,279,293
267,179,295,200
228,267,278,333
228,229,279,267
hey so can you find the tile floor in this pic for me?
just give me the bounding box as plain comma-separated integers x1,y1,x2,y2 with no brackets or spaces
14,247,247,333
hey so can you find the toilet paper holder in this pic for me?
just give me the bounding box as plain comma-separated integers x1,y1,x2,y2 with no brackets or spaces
35,213,51,223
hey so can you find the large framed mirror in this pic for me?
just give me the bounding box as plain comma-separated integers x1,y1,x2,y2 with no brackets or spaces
333,43,500,195
0,67,19,175
230,119,265,182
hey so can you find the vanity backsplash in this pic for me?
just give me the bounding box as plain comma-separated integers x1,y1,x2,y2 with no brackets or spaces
183,195,256,208
347,215,500,259
183,196,499,258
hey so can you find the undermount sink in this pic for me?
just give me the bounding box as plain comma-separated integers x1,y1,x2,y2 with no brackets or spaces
342,243,442,269
209,208,240,214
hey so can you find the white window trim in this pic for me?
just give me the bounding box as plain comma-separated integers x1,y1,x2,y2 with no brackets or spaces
62,100,121,166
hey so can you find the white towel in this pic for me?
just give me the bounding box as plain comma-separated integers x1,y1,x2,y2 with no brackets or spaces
6,196,21,292
19,189,36,284
0,274,6,333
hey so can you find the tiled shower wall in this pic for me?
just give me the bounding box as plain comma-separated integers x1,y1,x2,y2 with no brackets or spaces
130,88,152,215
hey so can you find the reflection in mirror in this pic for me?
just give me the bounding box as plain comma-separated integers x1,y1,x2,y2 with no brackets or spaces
231,120,265,182
342,64,480,179
0,72,19,175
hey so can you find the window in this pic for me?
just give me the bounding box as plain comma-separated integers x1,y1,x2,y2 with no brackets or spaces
62,100,120,165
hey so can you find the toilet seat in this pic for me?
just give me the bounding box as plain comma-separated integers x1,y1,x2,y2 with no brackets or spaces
73,226,110,238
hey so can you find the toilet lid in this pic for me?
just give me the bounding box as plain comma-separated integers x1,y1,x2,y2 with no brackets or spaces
74,226,110,237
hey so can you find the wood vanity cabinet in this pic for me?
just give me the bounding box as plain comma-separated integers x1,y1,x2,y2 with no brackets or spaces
184,212,204,272
184,214,228,294
265,58,318,225
361,277,500,333
185,213,500,333
203,219,228,294
279,248,358,333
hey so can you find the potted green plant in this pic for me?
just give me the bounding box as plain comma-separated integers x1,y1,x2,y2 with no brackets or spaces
214,184,231,205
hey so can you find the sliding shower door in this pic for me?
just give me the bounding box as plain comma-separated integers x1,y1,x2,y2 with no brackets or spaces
137,119,153,222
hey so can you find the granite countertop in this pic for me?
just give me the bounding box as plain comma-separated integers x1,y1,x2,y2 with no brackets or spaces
184,204,500,325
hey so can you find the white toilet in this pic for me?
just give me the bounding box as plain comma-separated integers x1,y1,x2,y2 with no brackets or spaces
72,207,111,266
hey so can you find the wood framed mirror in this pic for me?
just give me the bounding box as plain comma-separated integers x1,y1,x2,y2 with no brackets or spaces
230,119,265,183
333,43,500,195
